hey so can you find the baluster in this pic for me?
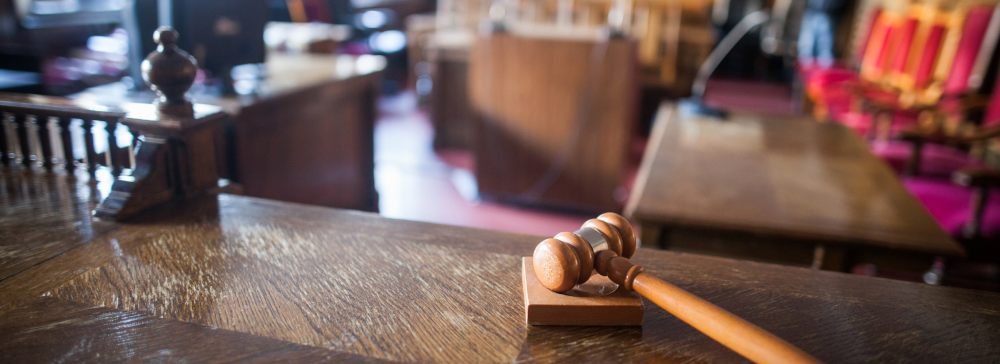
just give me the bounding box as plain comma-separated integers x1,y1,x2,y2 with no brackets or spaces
57,118,75,172
36,116,55,171
105,118,121,176
0,113,9,166
14,114,33,168
82,118,97,176
126,127,138,171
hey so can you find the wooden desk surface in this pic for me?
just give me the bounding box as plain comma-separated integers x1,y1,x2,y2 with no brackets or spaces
3,171,1000,362
0,169,119,281
626,103,962,258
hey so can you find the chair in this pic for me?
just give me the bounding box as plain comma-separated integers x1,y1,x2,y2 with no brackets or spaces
807,1,1000,141
894,73,1000,242
804,4,913,124
871,3,1000,177
855,2,1000,139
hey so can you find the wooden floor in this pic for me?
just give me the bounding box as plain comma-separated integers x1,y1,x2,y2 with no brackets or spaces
3,167,1000,362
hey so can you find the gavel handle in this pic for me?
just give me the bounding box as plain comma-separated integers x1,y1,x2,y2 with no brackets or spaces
632,273,822,364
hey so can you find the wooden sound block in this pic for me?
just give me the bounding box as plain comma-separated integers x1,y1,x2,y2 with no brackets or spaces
523,257,644,326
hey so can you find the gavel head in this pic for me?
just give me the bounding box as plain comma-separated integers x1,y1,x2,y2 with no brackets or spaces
533,213,637,293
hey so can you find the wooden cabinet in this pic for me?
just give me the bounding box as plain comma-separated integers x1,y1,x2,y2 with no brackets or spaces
469,33,638,211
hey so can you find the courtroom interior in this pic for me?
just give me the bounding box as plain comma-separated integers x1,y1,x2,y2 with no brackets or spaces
2,0,1000,362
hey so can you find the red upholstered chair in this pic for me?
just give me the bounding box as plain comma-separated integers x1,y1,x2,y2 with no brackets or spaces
871,90,998,177
871,3,1000,177
858,3,1000,138
809,3,1000,142
894,83,1000,240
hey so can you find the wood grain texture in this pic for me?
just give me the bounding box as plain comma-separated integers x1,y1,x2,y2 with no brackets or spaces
2,193,1000,363
0,297,387,363
626,103,963,264
469,34,638,211
0,168,118,281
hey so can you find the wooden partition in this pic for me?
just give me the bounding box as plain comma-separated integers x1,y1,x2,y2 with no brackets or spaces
232,54,381,212
469,33,637,211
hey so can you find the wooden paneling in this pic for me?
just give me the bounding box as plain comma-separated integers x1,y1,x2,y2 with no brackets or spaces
224,54,381,212
469,34,637,211
2,192,1000,362
235,71,379,212
626,103,963,270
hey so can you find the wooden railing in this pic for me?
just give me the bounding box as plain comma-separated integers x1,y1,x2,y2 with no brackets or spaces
0,98,132,177
0,92,229,220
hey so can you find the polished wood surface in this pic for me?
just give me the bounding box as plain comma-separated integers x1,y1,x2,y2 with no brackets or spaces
0,169,118,281
3,169,1000,362
469,33,637,211
626,103,963,270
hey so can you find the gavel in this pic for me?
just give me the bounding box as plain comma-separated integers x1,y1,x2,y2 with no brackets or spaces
533,213,822,364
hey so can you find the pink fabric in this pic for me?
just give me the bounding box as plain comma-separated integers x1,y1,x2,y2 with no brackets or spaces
943,6,995,94
903,177,1000,237
872,140,980,177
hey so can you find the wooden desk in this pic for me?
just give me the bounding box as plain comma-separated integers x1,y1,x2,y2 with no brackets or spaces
0,169,119,281
3,171,1000,362
626,103,964,271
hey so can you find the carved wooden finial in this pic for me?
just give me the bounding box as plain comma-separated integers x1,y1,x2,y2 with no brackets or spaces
142,26,198,116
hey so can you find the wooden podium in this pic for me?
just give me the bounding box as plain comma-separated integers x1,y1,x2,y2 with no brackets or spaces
469,33,638,211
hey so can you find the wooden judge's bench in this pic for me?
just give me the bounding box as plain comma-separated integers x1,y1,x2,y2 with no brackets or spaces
3,171,1000,362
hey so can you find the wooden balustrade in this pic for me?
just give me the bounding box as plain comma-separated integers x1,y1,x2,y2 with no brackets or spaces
0,92,229,221
0,99,129,177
